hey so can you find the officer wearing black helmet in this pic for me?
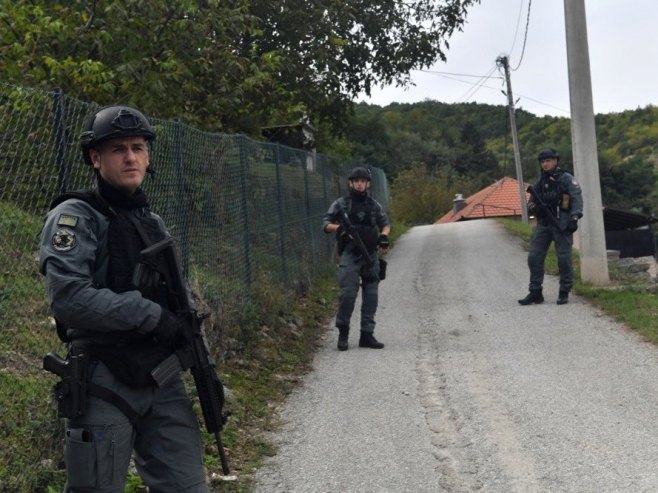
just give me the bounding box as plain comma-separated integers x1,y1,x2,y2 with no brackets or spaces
518,148,583,306
39,106,210,491
323,167,391,350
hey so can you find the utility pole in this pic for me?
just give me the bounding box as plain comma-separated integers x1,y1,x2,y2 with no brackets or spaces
564,0,609,285
497,55,528,224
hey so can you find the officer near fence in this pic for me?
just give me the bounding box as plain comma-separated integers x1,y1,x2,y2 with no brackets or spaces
323,167,391,351
518,148,583,306
39,105,210,492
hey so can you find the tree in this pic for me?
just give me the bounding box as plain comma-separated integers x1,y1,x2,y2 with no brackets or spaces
0,0,480,137
455,121,499,186
391,163,475,225
0,0,295,132
599,152,658,211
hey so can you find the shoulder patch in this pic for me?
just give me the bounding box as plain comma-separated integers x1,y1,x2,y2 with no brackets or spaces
52,228,77,252
57,214,79,228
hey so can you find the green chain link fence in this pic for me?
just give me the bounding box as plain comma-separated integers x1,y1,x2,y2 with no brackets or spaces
0,81,390,334
0,80,389,490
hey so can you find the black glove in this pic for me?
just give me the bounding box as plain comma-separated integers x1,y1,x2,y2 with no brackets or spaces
378,234,390,249
527,201,536,213
337,224,355,238
565,216,579,233
153,308,187,342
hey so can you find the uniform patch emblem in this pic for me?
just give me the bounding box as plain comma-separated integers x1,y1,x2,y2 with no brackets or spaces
57,214,79,228
52,229,76,252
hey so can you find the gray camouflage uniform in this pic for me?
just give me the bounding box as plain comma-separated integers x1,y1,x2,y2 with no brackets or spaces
40,196,208,493
527,168,584,293
323,195,389,333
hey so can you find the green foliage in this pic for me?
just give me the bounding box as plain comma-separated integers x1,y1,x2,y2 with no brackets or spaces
390,163,476,225
0,0,479,136
345,101,658,219
0,0,290,133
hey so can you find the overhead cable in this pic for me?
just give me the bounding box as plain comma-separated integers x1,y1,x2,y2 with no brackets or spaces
511,0,532,71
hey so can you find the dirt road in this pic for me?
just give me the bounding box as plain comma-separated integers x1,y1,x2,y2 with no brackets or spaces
253,220,658,492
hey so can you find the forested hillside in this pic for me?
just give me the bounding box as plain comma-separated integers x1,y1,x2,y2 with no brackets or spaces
340,101,658,224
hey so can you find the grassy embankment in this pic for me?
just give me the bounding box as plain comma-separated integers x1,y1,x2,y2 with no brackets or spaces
0,199,407,493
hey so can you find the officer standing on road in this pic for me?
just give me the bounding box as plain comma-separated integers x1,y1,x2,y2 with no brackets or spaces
518,148,583,306
39,105,210,492
323,167,391,351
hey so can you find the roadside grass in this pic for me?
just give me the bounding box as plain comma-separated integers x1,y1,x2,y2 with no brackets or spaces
499,218,658,343
3,205,412,491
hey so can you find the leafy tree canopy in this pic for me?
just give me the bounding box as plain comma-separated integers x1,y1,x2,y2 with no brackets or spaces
0,0,479,135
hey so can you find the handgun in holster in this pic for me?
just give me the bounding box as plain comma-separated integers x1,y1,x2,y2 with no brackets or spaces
43,352,88,419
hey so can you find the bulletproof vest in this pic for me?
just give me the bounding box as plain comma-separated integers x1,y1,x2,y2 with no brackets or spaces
537,170,564,212
346,196,379,253
49,189,175,387
51,190,168,304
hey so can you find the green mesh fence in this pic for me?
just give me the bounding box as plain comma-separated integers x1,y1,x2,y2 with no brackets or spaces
0,81,390,490
0,80,392,329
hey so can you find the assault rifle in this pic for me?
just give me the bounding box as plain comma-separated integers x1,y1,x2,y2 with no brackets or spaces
526,185,565,235
334,201,381,281
135,237,231,477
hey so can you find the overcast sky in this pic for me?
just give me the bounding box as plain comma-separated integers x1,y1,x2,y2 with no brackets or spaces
358,0,658,117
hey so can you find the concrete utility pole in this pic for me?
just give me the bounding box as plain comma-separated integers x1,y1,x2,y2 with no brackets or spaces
497,55,528,224
564,0,609,285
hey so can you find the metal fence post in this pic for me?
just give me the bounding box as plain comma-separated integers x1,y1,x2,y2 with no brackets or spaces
320,156,332,259
302,153,315,266
173,119,191,277
238,135,253,287
52,88,69,193
274,145,288,284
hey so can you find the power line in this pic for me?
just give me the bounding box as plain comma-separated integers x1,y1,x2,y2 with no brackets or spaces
508,0,527,55
511,0,532,71
417,69,503,80
415,64,570,115
457,65,499,102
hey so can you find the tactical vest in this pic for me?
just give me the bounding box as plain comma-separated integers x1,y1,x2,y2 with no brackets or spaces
49,189,174,387
537,170,564,212
344,196,380,253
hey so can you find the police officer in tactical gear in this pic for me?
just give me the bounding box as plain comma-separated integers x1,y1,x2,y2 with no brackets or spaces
323,167,391,350
39,105,210,491
518,148,583,306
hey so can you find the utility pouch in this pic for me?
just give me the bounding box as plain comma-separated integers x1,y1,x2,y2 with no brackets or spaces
132,261,163,293
43,352,89,419
378,258,387,281
336,233,348,256
560,193,571,211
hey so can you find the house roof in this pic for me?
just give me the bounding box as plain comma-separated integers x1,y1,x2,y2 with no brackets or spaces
435,177,529,224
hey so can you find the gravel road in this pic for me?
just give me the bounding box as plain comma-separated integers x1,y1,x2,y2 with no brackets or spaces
252,220,658,493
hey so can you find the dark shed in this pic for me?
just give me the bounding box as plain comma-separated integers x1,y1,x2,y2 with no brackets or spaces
603,207,658,259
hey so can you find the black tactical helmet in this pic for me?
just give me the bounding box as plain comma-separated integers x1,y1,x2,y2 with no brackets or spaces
348,166,371,181
80,105,156,166
537,148,560,162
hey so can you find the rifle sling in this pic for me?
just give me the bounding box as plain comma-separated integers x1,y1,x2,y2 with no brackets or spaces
87,382,141,425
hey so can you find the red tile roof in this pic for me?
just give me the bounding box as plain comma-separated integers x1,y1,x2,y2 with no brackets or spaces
435,177,529,224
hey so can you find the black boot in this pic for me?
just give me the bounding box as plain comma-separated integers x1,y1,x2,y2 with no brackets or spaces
359,331,384,349
518,289,544,305
557,290,569,305
337,327,349,351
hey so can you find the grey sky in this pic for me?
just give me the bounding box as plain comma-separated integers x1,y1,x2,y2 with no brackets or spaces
358,0,658,117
